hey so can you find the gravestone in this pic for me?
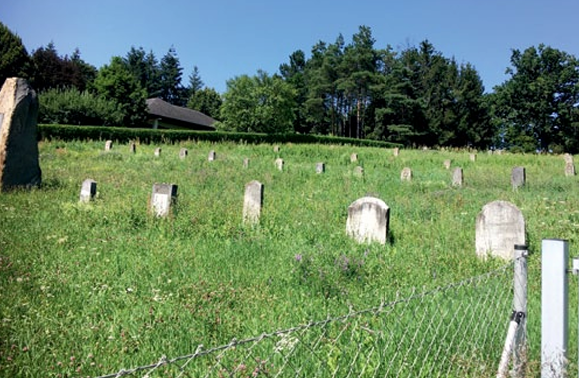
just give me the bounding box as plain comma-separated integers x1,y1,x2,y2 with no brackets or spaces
208,150,216,161
393,148,399,157
129,142,136,154
346,196,389,244
400,167,412,181
275,158,284,171
353,166,364,177
154,148,162,157
475,200,525,260
243,158,249,168
563,153,573,164
79,179,97,203
443,159,451,169
452,167,463,187
470,153,477,162
316,162,325,174
104,140,113,151
350,153,358,163
511,167,525,189
0,78,42,191
565,162,575,177
273,145,280,153
179,148,188,159
242,180,263,225
150,183,178,217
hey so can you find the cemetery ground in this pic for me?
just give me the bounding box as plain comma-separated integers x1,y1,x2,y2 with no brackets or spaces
1,139,579,377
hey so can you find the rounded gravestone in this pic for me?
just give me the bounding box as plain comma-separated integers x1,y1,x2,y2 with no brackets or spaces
346,196,390,245
476,200,525,260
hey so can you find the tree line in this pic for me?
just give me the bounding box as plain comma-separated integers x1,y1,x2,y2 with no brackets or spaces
2,22,578,152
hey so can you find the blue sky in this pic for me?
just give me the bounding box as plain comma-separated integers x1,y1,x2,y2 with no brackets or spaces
2,0,578,94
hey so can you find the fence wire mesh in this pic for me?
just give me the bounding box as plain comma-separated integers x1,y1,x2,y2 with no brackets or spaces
98,262,514,378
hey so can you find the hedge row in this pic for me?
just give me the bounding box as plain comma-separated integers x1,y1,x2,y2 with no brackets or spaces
38,124,401,148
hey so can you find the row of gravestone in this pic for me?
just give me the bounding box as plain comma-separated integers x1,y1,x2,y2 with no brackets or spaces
80,178,523,261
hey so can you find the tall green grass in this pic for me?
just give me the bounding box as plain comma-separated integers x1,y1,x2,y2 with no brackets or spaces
0,140,577,377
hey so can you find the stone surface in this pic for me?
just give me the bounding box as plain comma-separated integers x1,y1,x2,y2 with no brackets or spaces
393,148,399,157
563,153,573,164
275,158,284,171
104,140,113,151
243,158,249,168
273,145,280,153
350,153,358,163
154,147,162,157
242,180,263,225
452,167,463,187
400,167,412,181
565,162,575,177
443,159,451,169
353,166,364,177
208,150,216,161
129,142,136,153
0,78,42,190
476,200,525,260
511,166,526,189
316,162,325,174
179,148,188,159
346,196,389,244
79,179,97,203
150,183,178,217
469,153,477,162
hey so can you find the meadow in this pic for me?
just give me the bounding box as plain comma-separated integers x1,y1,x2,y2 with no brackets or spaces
1,139,578,377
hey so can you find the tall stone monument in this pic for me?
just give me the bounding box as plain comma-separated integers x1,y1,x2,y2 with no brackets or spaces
0,78,42,191
242,180,264,225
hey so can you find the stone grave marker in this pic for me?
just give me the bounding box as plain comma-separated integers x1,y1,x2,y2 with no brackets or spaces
208,150,216,161
511,167,526,189
475,200,525,260
79,179,97,203
105,140,113,151
154,148,162,157
243,158,249,168
565,162,576,177
179,148,188,159
393,148,400,157
346,196,390,244
0,77,42,191
242,180,263,225
316,162,325,174
350,153,358,163
273,145,280,153
150,183,178,217
275,158,284,171
400,167,412,181
452,167,463,187
353,166,364,177
564,153,573,164
443,159,451,169
129,142,136,154
470,153,477,162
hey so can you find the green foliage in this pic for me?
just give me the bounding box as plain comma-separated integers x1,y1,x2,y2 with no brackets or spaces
221,70,297,133
187,87,222,119
0,21,30,86
124,46,161,98
38,88,123,126
159,46,186,106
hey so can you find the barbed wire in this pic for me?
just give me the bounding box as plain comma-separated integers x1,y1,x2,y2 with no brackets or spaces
97,261,515,378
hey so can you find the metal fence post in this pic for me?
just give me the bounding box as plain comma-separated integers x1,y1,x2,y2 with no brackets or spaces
541,239,569,378
513,244,528,377
572,257,579,378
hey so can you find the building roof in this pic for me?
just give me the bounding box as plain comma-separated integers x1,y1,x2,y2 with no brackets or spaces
146,98,216,130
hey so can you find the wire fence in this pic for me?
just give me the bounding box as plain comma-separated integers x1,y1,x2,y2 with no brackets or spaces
97,262,514,378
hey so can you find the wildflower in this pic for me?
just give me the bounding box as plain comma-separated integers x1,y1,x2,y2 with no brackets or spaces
294,254,302,262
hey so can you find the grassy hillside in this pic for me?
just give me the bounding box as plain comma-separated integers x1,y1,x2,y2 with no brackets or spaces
0,140,577,376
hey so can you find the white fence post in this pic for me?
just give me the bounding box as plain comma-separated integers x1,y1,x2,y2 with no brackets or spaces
541,239,569,378
513,244,528,377
572,257,579,378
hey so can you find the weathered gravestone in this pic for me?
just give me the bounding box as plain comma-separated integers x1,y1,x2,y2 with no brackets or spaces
0,78,42,191
393,148,400,157
511,166,526,189
452,167,463,187
316,162,325,174
565,162,575,177
564,153,574,164
469,153,477,162
150,184,178,217
104,140,113,151
275,158,284,171
353,166,364,178
476,200,525,260
242,180,263,225
154,148,162,157
273,145,280,153
400,167,412,181
79,179,97,203
443,159,452,169
346,196,390,244
350,153,358,163
208,150,216,161
243,158,249,168
179,148,188,159
129,142,136,154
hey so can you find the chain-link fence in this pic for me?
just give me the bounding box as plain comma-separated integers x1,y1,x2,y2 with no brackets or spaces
97,261,516,378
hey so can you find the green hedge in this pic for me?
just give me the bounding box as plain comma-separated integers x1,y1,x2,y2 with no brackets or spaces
38,124,402,148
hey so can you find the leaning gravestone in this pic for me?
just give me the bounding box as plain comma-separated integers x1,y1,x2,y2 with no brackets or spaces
511,167,526,189
565,162,575,177
129,142,136,154
452,167,463,187
208,150,216,162
476,200,525,260
104,140,113,151
400,167,412,181
179,148,188,159
242,180,263,225
150,184,178,217
79,179,97,203
564,153,573,164
316,162,325,174
275,158,284,171
346,196,389,244
0,78,42,191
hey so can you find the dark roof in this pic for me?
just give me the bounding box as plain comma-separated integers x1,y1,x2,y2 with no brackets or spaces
146,98,216,130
